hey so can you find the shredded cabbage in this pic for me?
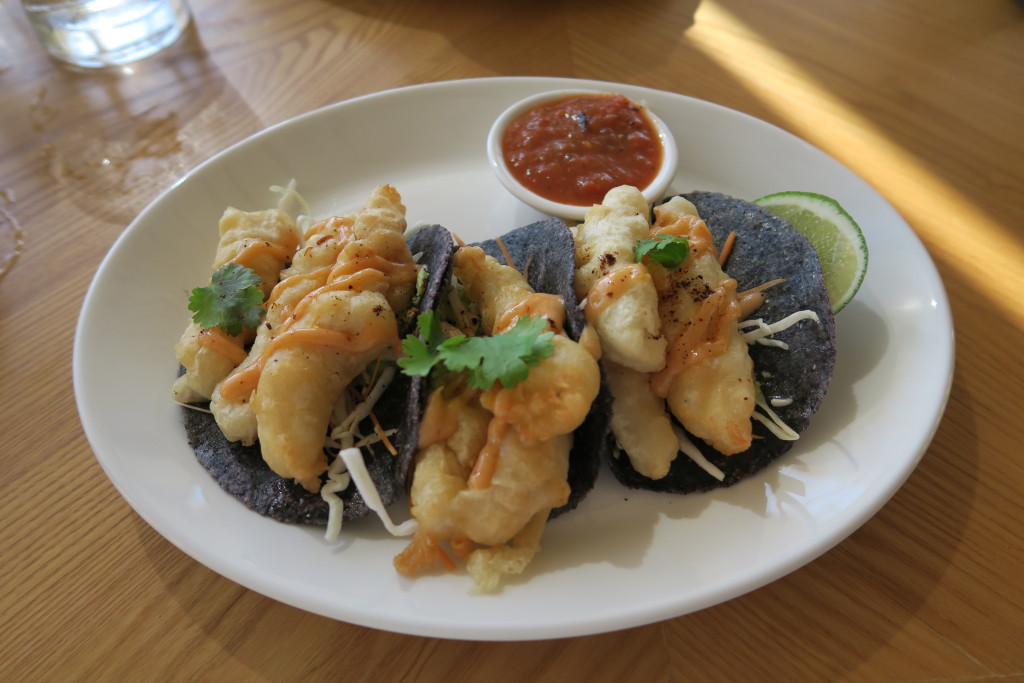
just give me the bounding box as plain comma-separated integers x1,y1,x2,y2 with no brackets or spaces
740,310,820,348
752,390,800,441
673,425,725,481
269,179,314,232
320,365,413,542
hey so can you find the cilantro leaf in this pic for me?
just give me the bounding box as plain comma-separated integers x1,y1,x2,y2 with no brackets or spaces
396,312,555,389
396,310,456,377
438,315,554,389
188,263,265,336
635,233,690,267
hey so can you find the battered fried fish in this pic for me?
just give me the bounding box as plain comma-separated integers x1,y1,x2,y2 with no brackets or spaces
172,205,301,403
572,185,666,373
596,189,837,493
395,245,600,592
211,185,417,491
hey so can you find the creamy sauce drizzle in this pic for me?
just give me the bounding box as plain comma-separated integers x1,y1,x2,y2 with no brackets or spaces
585,263,645,319
467,418,510,490
219,245,415,401
645,209,744,398
196,327,250,365
493,292,564,335
418,290,571,490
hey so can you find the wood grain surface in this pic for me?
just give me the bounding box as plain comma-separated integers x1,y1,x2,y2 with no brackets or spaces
1,0,1021,680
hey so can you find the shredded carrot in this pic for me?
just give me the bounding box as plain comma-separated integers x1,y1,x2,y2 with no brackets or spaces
738,278,786,298
361,358,383,399
452,232,467,248
369,410,398,456
495,236,516,270
433,538,457,571
719,231,737,266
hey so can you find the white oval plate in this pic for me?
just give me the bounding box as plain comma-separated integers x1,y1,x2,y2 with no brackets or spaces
74,77,953,641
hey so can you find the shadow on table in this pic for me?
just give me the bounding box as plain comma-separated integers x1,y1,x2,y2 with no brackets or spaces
327,0,701,79
125,0,1018,677
7,20,262,231
133,514,673,682
662,259,985,678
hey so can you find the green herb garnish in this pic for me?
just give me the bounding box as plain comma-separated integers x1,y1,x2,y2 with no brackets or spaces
187,263,265,336
397,310,555,389
396,310,449,377
635,233,690,267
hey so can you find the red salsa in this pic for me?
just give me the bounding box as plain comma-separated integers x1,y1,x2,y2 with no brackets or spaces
501,94,663,206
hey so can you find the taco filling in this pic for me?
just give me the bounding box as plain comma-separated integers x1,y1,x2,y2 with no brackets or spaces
572,186,836,491
394,239,601,593
176,186,452,532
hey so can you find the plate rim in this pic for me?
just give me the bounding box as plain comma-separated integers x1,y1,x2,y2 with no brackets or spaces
72,76,955,640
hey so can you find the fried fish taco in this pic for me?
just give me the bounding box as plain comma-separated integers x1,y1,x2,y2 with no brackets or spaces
473,219,612,515
177,186,454,533
572,186,836,493
393,219,604,592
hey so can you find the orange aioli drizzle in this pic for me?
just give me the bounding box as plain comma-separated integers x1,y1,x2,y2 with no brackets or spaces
464,292,569,488
417,288,569,492
650,278,741,398
289,269,391,321
585,263,646,319
467,418,510,490
267,266,333,307
232,240,296,273
492,292,565,335
198,235,299,367
265,325,397,358
196,327,250,366
303,215,356,242
217,362,261,401
217,247,414,402
648,212,717,259
644,208,750,397
330,252,418,287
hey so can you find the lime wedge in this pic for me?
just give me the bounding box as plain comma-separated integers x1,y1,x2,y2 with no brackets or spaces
753,191,868,313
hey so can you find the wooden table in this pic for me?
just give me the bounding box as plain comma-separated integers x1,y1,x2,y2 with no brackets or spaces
2,0,1021,679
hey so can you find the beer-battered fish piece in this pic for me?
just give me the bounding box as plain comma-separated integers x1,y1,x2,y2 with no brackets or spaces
395,247,600,592
254,284,401,490
172,206,300,403
576,190,760,479
211,185,417,491
605,190,837,494
572,185,666,373
647,196,756,455
604,361,678,480
210,213,360,445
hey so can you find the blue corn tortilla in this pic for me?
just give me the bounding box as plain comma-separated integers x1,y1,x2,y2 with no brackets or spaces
474,218,611,516
182,224,454,524
605,191,837,493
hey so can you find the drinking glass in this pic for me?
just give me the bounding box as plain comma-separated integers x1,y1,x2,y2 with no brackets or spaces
21,0,191,68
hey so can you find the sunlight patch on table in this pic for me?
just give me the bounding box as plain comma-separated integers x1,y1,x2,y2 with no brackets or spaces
691,1,1024,329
